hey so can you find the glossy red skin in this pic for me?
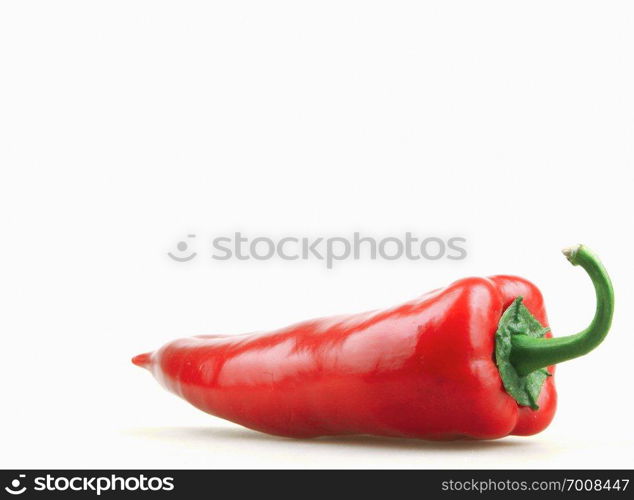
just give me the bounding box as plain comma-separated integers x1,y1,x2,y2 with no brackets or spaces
134,275,557,440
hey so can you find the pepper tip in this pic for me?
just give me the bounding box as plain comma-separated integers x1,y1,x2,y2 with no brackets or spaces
132,352,153,369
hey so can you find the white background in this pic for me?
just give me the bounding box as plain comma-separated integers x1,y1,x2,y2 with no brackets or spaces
1,1,633,469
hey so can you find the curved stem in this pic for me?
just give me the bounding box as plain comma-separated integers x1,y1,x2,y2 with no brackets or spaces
509,245,614,376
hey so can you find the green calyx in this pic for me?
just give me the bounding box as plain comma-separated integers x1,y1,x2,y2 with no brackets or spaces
495,245,614,410
495,297,551,410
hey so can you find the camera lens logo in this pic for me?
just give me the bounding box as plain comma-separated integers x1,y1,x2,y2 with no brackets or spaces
168,234,197,262
5,475,27,495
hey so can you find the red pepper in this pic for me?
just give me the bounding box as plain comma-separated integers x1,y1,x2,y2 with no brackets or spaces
133,245,613,440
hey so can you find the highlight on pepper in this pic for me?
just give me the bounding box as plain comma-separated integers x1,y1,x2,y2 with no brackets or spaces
132,244,614,440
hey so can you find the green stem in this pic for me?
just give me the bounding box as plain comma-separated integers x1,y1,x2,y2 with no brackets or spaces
509,245,614,376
